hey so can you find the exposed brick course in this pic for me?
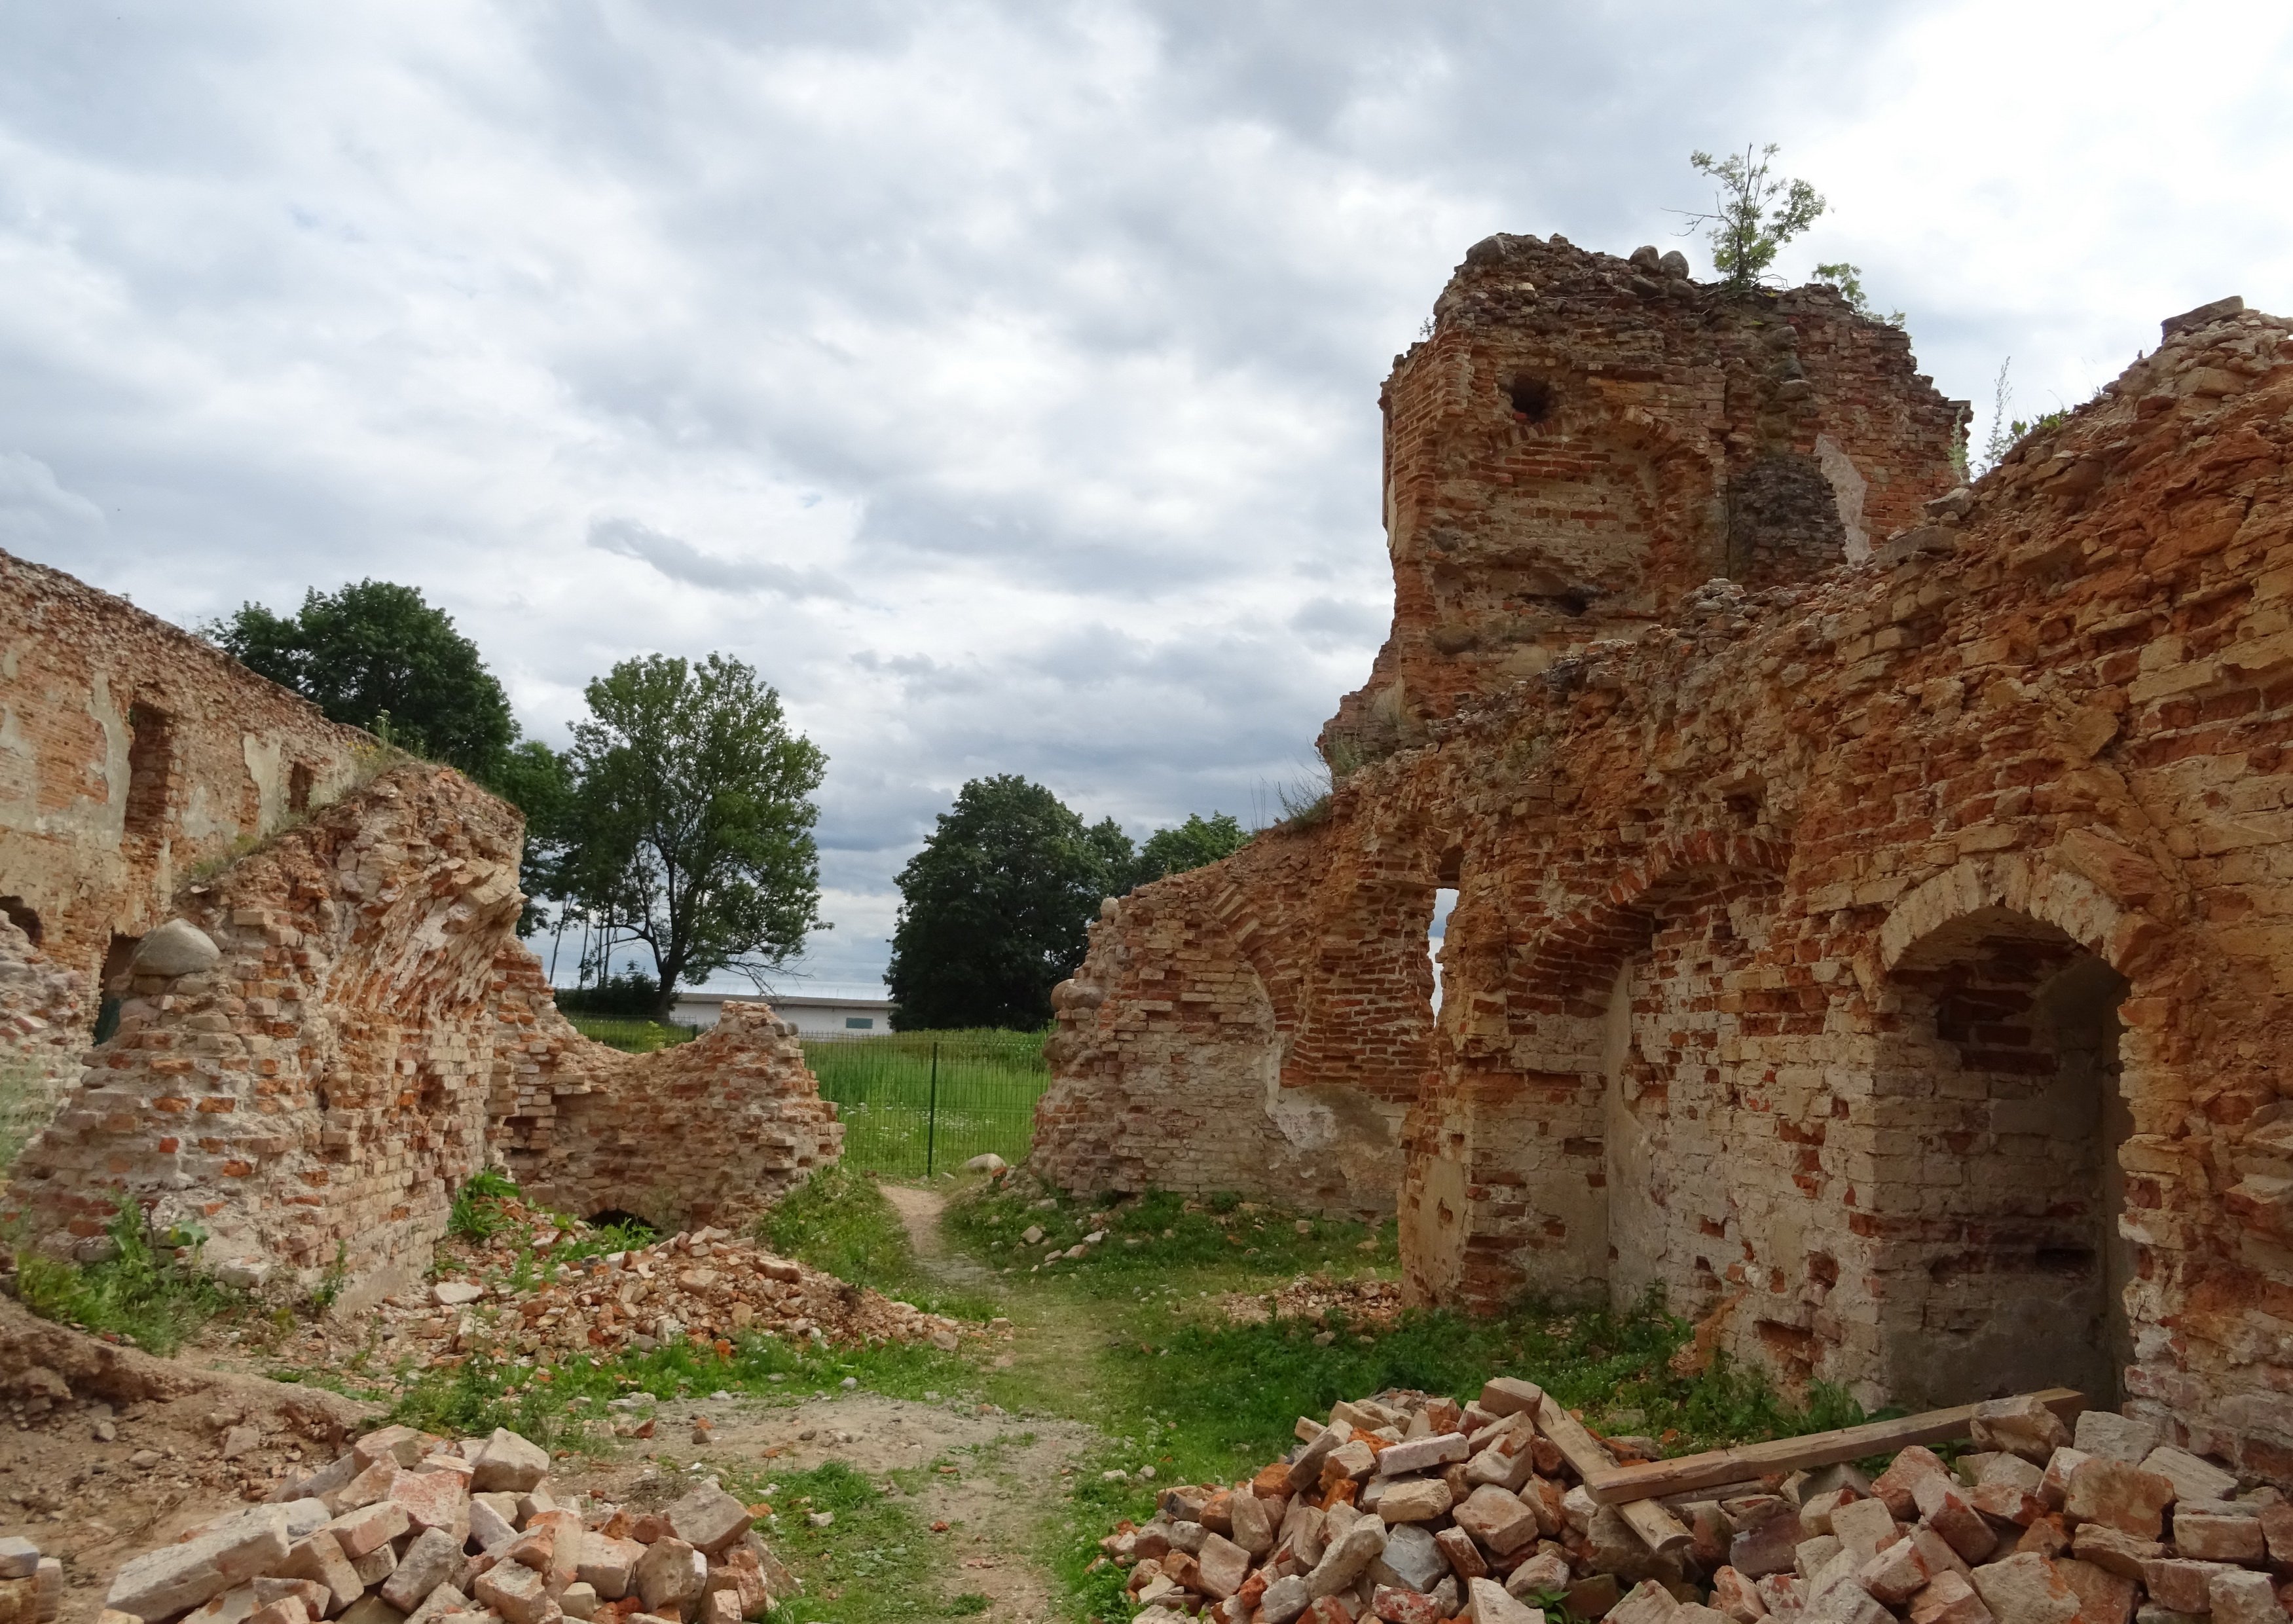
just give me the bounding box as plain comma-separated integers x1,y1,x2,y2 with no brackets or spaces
1033,236,2293,1477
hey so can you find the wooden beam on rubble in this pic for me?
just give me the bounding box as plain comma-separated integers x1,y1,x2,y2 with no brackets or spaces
1535,1395,1696,1557
1579,1387,2087,1507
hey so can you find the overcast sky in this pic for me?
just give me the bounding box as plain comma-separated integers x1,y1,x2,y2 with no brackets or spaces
5,1,2288,991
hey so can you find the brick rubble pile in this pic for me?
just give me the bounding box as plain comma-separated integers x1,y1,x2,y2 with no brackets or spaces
98,1423,794,1624
1097,1381,2292,1624
0,1534,65,1624
346,1207,968,1368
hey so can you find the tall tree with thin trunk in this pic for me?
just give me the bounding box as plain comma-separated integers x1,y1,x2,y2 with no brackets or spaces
562,653,826,1021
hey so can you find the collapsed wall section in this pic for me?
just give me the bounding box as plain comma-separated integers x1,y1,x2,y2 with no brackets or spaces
1,763,841,1304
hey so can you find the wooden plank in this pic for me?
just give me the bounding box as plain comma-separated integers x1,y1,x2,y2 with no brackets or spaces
1581,1388,2087,1505
1535,1395,1693,1557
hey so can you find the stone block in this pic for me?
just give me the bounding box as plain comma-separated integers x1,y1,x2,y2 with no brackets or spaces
1466,1577,1547,1623
1380,1432,1471,1477
2064,1461,2176,1541
323,1504,410,1562
2073,1416,2161,1468
1196,1532,1251,1600
2069,1524,2161,1579
667,1485,752,1555
2054,1556,2136,1624
1305,1518,1386,1598
473,1562,551,1624
1607,1580,1681,1624
2140,1560,2240,1614
1371,1523,1448,1593
378,1528,462,1614
471,1430,551,1494
1480,1380,1545,1418
2174,1514,2265,1564
1379,1479,1455,1524
1435,1524,1490,1580
2139,1449,2235,1506
1455,1486,1539,1556
106,1505,293,1621
2208,1569,2288,1624
1972,1399,2072,1464
1909,1572,1996,1624
1878,1449,1954,1521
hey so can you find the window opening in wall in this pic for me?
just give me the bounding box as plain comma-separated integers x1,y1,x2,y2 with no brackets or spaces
845,1016,874,1029
287,762,314,814
124,703,174,837
94,932,141,1043
0,897,39,947
1507,375,1556,423
1428,887,1458,1014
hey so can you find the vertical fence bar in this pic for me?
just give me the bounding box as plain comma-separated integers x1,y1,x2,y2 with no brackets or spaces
925,1042,940,1177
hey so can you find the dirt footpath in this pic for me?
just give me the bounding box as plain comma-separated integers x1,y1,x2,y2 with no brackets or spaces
587,1386,1093,1620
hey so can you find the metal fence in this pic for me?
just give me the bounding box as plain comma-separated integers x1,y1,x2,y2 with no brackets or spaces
800,1029,1049,1177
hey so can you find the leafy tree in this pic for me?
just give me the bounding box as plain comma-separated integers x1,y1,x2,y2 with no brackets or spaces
1680,143,1825,291
208,580,516,781
1133,811,1250,885
560,653,826,1022
886,776,1113,1031
492,739,575,935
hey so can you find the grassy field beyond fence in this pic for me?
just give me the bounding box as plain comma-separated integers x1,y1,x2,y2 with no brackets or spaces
802,1029,1048,1177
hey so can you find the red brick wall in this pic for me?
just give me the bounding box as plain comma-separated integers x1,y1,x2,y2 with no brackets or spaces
0,549,369,993
2,764,842,1305
1033,263,2293,1473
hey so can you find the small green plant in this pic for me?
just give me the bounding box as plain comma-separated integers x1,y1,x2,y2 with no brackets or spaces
13,1200,241,1356
1678,143,1825,291
1974,358,2074,478
306,1241,350,1314
947,1595,990,1616
1813,262,1905,328
447,1169,521,1242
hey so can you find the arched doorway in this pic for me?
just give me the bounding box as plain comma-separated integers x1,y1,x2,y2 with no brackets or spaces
1871,906,2131,1408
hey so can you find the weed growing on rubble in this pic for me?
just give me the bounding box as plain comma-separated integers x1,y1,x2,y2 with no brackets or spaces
447,1168,523,1242
12,1202,244,1356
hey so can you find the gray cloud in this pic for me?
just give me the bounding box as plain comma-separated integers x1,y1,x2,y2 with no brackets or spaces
3,0,2288,989
587,516,851,600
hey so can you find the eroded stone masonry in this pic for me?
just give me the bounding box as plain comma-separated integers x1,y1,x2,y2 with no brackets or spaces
1033,234,2293,1479
0,553,840,1304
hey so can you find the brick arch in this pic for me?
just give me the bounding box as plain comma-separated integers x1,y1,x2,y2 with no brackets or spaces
1875,848,2160,984
1515,832,1789,1011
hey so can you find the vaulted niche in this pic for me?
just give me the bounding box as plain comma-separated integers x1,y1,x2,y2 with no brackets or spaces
1870,908,2130,1408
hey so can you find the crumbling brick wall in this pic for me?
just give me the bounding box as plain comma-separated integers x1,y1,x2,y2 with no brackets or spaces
488,953,841,1230
0,550,368,996
1,762,841,1305
1033,240,2293,1477
0,916,84,1162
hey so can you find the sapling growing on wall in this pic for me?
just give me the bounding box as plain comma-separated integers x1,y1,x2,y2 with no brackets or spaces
1677,143,1825,290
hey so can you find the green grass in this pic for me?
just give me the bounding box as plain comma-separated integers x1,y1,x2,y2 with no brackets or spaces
756,1165,997,1321
944,1180,1393,1287
13,1202,246,1356
719,1462,955,1623
565,1014,700,1053
801,1031,1046,1178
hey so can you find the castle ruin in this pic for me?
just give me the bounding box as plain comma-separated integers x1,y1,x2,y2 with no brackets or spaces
1031,235,2293,1482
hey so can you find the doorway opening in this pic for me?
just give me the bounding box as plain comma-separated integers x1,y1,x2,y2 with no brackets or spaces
1873,907,2130,1407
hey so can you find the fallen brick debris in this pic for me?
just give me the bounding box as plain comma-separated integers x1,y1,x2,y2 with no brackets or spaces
0,1534,66,1623
1095,1382,2292,1624
275,1203,972,1377
98,1422,796,1624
